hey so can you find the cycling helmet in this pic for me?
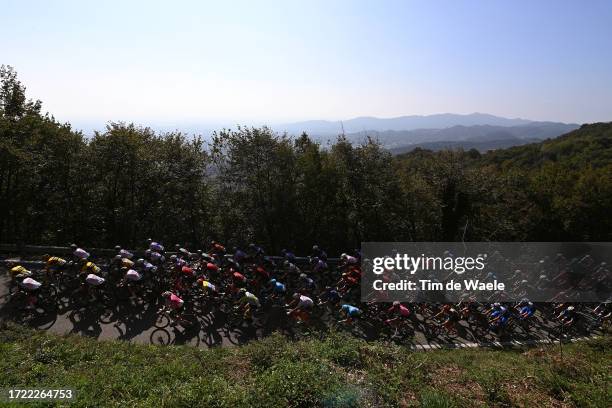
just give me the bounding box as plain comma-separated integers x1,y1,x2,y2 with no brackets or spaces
567,306,575,311
135,258,144,265
393,300,400,307
341,304,349,312
292,292,301,299
239,288,247,295
114,254,122,260
269,279,277,285
341,253,348,259
312,245,319,251
161,291,172,298
299,273,307,280
114,245,121,251
70,243,77,250
170,255,177,262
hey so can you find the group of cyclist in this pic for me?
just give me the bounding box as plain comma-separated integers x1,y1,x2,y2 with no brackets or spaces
4,240,611,339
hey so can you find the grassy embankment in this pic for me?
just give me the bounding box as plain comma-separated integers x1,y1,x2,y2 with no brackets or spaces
0,324,610,407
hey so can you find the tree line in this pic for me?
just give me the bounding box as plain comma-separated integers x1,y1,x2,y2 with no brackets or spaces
1,66,610,254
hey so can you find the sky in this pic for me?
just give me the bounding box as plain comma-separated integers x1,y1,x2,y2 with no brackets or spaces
2,0,612,133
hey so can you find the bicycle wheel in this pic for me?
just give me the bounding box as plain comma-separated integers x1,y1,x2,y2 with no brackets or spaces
154,313,171,329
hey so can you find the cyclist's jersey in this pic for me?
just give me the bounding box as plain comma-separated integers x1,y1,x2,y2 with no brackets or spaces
81,261,101,275
233,272,247,283
212,243,226,253
149,242,164,252
168,294,184,309
118,249,133,259
73,248,90,260
20,277,42,291
520,305,535,317
150,251,163,262
46,257,67,268
125,269,142,281
86,274,105,286
342,304,362,317
200,280,217,293
10,265,30,277
344,255,358,265
388,304,410,317
142,261,156,273
272,281,286,294
240,292,260,307
297,295,314,309
119,258,135,269
206,263,220,273
181,266,194,276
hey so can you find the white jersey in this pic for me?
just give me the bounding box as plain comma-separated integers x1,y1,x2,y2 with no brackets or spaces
125,269,142,281
119,249,134,259
86,274,105,286
20,277,42,290
73,248,90,260
298,295,314,309
345,255,358,265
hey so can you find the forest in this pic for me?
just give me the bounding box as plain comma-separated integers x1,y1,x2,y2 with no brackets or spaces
1,65,611,254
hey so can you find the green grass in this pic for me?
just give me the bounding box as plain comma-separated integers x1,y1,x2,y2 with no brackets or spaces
0,324,610,407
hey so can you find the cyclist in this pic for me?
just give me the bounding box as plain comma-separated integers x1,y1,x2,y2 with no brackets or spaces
340,253,358,268
281,249,296,264
339,304,362,324
311,245,327,261
298,273,316,294
267,278,287,299
42,254,68,272
114,245,134,259
237,288,260,321
196,277,223,299
232,246,247,265
14,274,42,309
433,304,459,334
160,291,187,326
147,239,165,253
286,292,314,322
386,301,411,322
557,305,576,326
318,286,341,307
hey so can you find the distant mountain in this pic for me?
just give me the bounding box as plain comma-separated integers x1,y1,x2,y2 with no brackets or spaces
277,113,535,136
389,137,542,155
349,122,580,153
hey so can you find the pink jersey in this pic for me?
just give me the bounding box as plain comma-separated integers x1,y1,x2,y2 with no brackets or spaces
168,294,184,309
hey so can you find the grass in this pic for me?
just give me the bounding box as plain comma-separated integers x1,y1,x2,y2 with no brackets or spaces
0,324,610,407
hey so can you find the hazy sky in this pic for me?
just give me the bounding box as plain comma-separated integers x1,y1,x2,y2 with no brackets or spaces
2,0,612,132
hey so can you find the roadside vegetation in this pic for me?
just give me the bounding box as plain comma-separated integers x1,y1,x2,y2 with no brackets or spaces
0,324,609,407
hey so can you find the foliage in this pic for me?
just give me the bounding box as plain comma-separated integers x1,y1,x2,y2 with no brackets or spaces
1,67,611,251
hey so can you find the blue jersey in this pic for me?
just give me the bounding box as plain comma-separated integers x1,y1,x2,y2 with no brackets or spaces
273,281,286,293
342,304,361,317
